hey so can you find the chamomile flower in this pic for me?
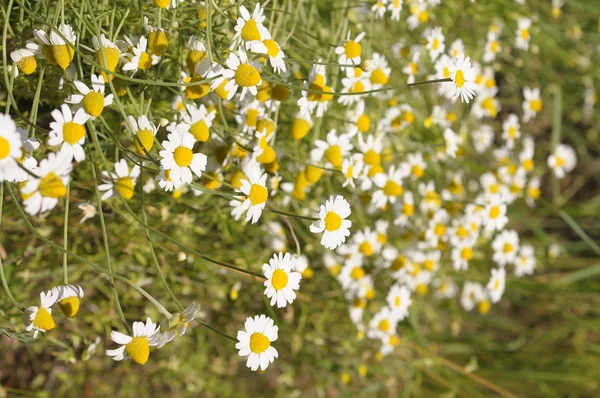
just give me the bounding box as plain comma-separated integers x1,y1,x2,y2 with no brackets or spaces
388,0,403,20
263,252,302,308
233,4,270,45
23,289,59,338
22,151,72,215
237,163,269,224
105,318,162,365
482,195,509,232
122,36,160,74
222,50,262,101
48,104,90,163
262,37,287,74
522,87,542,122
515,18,532,51
78,203,96,223
451,237,476,271
156,303,201,348
335,32,366,68
338,67,370,105
174,103,216,143
492,229,520,267
92,34,121,81
342,157,364,188
407,3,429,30
0,114,24,183
66,74,114,119
514,244,536,276
143,16,169,56
426,27,445,61
298,60,334,117
160,132,208,185
483,31,501,63
372,165,408,209
450,53,477,103
10,42,40,77
127,115,158,155
394,191,415,227
236,314,279,371
472,125,495,153
386,285,412,320
371,1,388,19
52,284,84,318
402,50,421,84
310,129,353,170
98,159,141,201
39,24,76,70
151,0,183,9
367,306,398,342
547,143,576,179
460,281,485,311
444,128,459,158
310,195,352,250
486,268,506,303
501,113,521,149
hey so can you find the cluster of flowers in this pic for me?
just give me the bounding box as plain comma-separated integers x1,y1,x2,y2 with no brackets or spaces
3,0,581,373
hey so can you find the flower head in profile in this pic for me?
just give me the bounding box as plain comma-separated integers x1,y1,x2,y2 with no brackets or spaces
236,314,279,371
127,115,158,155
263,252,302,308
449,53,477,103
236,162,269,224
10,42,40,77
157,303,201,348
52,284,84,318
122,36,160,74
106,318,161,365
34,24,76,69
98,159,141,201
310,195,352,250
23,289,59,338
0,114,24,183
21,151,72,215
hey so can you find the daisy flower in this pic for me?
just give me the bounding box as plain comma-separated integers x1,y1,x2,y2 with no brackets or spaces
342,157,364,188
394,191,415,227
263,252,302,308
483,31,501,63
371,1,388,19
237,163,269,224
235,314,279,371
338,67,370,106
492,229,520,267
407,152,427,179
66,74,114,118
262,37,287,74
426,27,445,61
98,159,141,201
35,24,76,70
449,53,477,103
310,195,352,250
48,104,90,163
387,0,403,20
515,244,536,277
297,60,334,117
105,318,162,365
347,101,371,136
372,165,408,209
501,113,521,149
515,18,532,51
402,50,420,84
451,237,476,271
368,52,391,88
310,129,353,170
156,303,201,348
10,42,39,77
460,282,485,311
444,128,459,158
233,4,270,45
291,112,313,140
0,114,24,183
222,50,262,101
122,36,160,74
92,34,121,81
522,87,542,122
185,35,207,74
151,0,184,9
335,32,366,68
23,289,59,338
173,103,216,143
127,115,158,155
407,3,429,30
386,285,412,320
143,16,169,56
487,268,506,303
22,151,72,215
159,132,208,185
52,284,84,318
472,125,494,153
547,143,576,179
367,307,398,342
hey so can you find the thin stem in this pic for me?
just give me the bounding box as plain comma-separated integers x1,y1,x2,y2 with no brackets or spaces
62,181,70,285
0,183,24,311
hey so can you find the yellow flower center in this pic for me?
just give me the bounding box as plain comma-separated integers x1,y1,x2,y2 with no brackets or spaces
248,183,268,205
148,31,168,56
271,269,289,290
126,336,150,365
82,91,105,117
0,137,11,159
324,145,343,168
378,319,390,332
416,283,428,296
508,126,518,138
249,332,270,354
555,156,564,167
410,62,418,75
461,247,473,260
173,146,193,167
455,69,465,88
263,39,280,57
213,78,230,99
418,11,429,23
434,223,446,236
59,296,80,318
153,0,171,8
456,226,468,238
33,307,55,332
423,260,435,270
324,211,342,231
96,47,121,81
305,165,324,183
359,241,373,256
491,41,500,53
363,149,380,166
489,205,500,219
292,119,311,140
17,56,37,75
355,114,370,133
234,63,261,87
350,80,365,94
39,172,67,198
394,296,401,307
116,177,135,200
503,243,514,254
63,121,86,145
186,49,207,74
383,180,403,197
432,38,439,50
138,52,153,70
52,44,74,70
256,145,276,164
478,300,491,315
521,29,530,40
350,266,365,280
241,19,261,41
530,99,542,112
135,129,155,155
411,165,424,178
344,40,361,59
185,75,211,100
403,203,414,216
370,68,388,85
189,120,210,142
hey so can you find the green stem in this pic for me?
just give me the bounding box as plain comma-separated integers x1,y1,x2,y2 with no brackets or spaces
0,183,24,311
62,181,70,285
